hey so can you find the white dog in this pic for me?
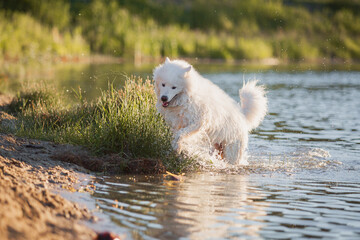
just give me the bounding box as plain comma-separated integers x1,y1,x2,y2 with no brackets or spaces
153,58,267,165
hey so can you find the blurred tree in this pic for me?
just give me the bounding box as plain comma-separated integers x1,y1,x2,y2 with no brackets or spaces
0,0,70,30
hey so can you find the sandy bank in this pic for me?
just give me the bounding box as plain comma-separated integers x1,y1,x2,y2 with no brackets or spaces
0,92,166,240
0,132,97,240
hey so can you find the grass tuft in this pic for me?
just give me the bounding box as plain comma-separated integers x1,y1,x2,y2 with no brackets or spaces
5,76,194,173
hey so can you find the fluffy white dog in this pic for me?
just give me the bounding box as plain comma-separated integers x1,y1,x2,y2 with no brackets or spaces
153,58,267,165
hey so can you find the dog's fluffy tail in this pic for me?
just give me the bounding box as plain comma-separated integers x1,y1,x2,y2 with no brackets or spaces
239,80,268,131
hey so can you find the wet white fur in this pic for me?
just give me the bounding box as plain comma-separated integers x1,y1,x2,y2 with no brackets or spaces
153,58,267,165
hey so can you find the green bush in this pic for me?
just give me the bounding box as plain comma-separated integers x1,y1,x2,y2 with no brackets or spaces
0,11,89,60
7,85,61,114
7,77,193,172
236,38,273,60
2,0,360,62
273,38,319,61
0,0,70,30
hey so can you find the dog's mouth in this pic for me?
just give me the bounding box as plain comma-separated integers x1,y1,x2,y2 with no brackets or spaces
162,93,180,108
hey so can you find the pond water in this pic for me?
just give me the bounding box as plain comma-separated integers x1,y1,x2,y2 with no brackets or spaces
6,63,360,239
80,66,359,239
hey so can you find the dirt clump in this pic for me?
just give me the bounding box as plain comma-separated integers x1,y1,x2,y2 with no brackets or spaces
52,152,166,174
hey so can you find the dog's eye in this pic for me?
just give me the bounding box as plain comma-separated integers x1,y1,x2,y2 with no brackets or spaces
162,84,165,87
172,86,176,89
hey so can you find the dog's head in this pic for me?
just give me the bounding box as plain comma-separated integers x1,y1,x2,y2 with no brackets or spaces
153,57,191,108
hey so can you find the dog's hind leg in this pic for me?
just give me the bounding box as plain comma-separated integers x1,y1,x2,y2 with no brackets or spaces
237,134,249,165
237,144,249,165
224,140,249,165
223,142,238,164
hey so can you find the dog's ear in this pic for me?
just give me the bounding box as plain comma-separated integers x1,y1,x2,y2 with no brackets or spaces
165,57,171,64
182,66,191,77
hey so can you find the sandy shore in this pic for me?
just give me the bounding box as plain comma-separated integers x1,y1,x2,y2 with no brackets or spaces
0,131,97,240
0,93,166,240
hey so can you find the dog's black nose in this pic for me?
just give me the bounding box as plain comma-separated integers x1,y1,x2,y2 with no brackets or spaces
161,96,168,102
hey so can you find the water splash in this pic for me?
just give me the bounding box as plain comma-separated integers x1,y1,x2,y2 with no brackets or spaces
246,147,341,173
179,132,341,174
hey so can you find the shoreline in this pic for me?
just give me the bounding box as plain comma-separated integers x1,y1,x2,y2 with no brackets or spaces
0,92,97,240
1,55,359,85
0,92,167,239
0,132,97,240
1,55,360,85
1,54,359,67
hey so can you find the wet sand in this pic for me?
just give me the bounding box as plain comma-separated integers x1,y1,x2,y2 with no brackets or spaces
0,131,97,240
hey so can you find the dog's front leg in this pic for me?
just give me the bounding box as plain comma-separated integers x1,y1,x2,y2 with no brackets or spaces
173,122,201,153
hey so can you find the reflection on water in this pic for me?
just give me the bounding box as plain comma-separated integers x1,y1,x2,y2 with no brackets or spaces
170,174,266,239
1,62,152,100
92,174,267,239
92,173,360,239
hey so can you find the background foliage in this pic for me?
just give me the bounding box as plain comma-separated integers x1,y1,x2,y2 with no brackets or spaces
1,0,360,62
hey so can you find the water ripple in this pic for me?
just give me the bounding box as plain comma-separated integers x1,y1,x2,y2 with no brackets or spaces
88,71,360,239
90,173,360,239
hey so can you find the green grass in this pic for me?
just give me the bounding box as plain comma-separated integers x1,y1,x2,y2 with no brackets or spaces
4,77,194,173
0,11,89,62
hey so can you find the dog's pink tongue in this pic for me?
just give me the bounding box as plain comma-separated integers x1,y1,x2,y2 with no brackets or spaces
162,102,169,107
